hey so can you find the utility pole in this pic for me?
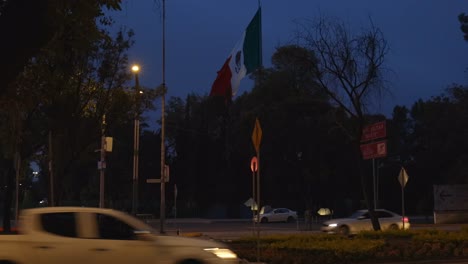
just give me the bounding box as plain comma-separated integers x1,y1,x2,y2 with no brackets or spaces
48,131,54,206
99,115,106,208
14,151,20,221
14,102,21,220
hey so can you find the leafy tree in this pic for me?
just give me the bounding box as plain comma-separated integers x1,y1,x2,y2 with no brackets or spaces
162,45,358,218
0,0,55,95
385,86,468,215
164,94,229,216
0,72,46,231
458,13,468,41
0,0,121,95
410,86,468,184
0,0,161,230
27,15,136,205
245,45,353,213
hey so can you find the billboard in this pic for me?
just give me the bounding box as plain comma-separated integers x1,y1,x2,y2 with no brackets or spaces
434,185,468,211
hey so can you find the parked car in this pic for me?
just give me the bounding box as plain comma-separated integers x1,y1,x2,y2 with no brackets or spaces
321,209,410,235
256,207,298,223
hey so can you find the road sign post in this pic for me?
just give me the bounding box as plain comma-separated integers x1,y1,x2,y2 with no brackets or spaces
398,167,409,229
251,118,262,224
250,156,258,236
361,121,387,210
251,118,262,264
146,164,170,233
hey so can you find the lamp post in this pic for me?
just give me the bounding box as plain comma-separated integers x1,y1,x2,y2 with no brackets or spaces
132,64,140,215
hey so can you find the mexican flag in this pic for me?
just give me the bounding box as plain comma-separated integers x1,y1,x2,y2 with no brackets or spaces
210,8,262,100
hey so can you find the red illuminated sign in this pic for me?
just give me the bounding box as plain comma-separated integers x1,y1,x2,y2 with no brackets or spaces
361,121,386,142
360,140,387,160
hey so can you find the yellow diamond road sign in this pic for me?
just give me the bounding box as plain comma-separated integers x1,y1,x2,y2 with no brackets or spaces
252,118,262,153
398,167,409,188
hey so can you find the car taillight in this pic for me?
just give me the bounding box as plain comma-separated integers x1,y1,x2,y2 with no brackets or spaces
402,217,409,223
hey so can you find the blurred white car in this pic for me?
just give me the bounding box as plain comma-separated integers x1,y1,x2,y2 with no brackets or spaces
321,209,410,235
0,207,240,264
256,207,298,223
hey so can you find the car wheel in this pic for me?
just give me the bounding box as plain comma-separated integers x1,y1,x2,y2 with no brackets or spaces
338,225,350,235
286,216,294,223
389,224,399,230
261,217,268,223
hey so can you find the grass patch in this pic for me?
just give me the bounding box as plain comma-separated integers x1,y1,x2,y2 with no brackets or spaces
228,229,468,264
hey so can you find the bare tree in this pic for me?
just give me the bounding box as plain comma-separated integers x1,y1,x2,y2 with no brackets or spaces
296,17,389,231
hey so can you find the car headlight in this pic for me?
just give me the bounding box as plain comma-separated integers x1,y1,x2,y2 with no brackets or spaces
328,223,338,227
204,248,238,259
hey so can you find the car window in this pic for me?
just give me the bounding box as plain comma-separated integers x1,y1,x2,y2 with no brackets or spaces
41,212,77,238
96,213,137,240
376,211,393,218
361,213,370,219
349,211,364,218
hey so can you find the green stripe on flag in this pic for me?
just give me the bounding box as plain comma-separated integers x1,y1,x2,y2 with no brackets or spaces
243,8,261,74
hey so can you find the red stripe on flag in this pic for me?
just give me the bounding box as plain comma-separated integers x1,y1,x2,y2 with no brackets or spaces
210,56,233,101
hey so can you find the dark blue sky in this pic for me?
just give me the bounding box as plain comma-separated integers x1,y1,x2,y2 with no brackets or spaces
110,0,467,120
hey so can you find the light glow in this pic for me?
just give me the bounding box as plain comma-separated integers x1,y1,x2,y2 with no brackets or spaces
328,223,338,227
204,248,237,259
131,65,140,73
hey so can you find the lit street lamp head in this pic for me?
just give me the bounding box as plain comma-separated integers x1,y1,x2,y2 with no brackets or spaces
131,65,140,73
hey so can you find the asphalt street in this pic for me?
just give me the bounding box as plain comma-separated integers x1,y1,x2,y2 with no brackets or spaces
148,217,467,239
147,218,468,264
149,218,320,239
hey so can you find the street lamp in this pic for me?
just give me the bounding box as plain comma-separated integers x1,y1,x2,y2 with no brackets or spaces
132,65,139,74
132,64,140,215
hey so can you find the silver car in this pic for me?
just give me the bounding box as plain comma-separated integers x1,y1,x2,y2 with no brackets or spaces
321,209,410,235
256,207,298,223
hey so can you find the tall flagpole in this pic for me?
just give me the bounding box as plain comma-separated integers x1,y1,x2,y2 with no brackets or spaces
258,0,262,68
255,3,262,263
160,0,167,234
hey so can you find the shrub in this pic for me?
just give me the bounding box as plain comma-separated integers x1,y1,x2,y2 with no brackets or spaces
228,229,468,264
